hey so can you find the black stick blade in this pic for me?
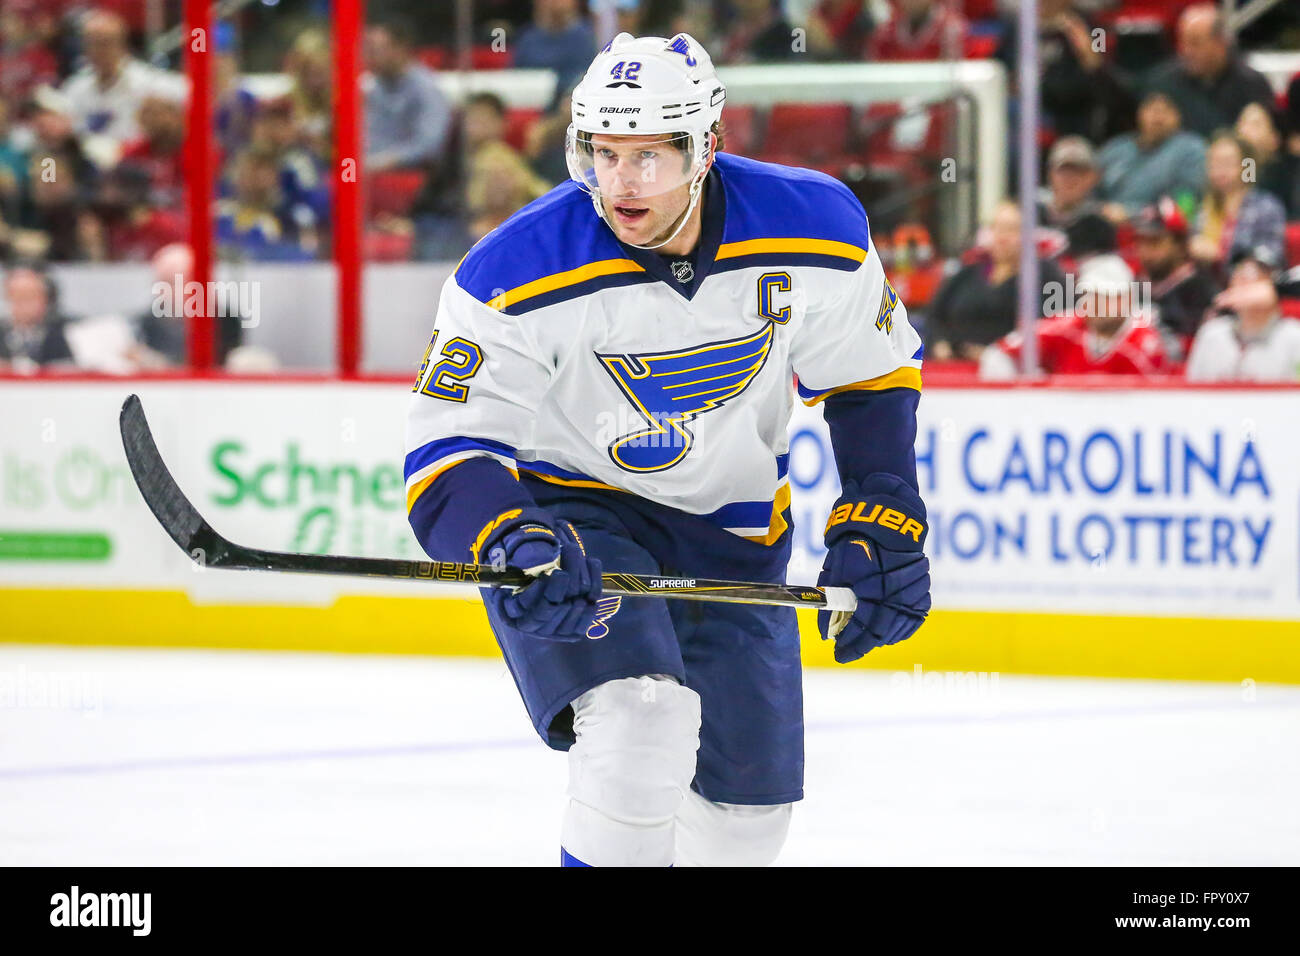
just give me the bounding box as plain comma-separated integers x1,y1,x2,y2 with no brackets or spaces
119,394,222,559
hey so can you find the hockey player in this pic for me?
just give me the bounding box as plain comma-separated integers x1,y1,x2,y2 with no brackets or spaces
405,33,930,866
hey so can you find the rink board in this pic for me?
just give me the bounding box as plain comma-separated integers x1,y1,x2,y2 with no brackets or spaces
1,380,1297,682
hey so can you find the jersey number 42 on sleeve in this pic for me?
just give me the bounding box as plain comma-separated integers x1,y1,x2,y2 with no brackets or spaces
412,331,485,403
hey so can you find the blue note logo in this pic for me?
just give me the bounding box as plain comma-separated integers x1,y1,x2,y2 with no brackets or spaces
876,277,898,334
596,325,773,473
586,596,622,640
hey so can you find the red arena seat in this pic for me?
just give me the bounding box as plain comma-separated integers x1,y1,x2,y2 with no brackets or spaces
764,103,853,162
1286,222,1300,267
471,45,512,70
719,104,761,156
503,107,542,152
365,230,414,262
367,170,426,218
416,46,448,70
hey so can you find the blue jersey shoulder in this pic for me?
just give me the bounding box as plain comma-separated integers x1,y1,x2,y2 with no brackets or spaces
714,152,870,252
454,181,627,309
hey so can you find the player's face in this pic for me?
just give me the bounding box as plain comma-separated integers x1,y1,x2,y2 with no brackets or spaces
588,133,697,246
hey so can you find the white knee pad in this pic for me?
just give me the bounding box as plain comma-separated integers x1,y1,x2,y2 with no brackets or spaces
562,675,702,867
674,789,792,867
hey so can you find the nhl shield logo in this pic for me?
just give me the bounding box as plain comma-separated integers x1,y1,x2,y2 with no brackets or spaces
670,260,694,283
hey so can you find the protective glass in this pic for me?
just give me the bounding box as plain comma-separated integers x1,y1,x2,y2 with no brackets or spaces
565,127,705,201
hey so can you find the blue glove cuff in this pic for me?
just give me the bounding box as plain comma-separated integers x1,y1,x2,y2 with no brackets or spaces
472,506,564,567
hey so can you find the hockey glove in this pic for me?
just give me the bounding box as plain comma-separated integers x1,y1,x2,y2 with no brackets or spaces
474,507,603,641
817,474,931,663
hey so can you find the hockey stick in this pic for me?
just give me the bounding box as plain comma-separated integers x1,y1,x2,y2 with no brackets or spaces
119,395,857,613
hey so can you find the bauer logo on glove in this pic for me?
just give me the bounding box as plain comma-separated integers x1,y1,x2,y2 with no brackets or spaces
824,500,926,547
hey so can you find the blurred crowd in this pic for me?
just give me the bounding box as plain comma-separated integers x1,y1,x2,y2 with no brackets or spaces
918,1,1300,382
2,0,1300,379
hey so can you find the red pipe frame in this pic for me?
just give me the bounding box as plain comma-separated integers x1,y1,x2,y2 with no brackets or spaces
183,0,215,369
333,0,365,376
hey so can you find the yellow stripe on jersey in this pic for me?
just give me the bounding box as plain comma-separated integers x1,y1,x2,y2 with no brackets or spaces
743,481,792,546
715,237,868,264
517,466,624,492
405,457,520,513
484,258,646,311
802,366,922,406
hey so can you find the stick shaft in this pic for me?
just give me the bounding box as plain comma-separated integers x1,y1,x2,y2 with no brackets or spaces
221,547,850,610
119,394,856,613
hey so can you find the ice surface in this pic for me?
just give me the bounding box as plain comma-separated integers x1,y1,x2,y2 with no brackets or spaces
1,646,1296,865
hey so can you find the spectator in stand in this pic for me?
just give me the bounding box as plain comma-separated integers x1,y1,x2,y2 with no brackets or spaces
0,5,60,103
60,10,172,167
364,18,453,173
1287,73,1300,159
1132,197,1220,362
1146,4,1275,140
718,0,798,64
1185,246,1300,382
0,265,74,370
512,0,598,88
284,28,333,163
525,83,576,186
1037,136,1116,264
981,254,1169,378
463,92,510,156
16,147,92,261
663,0,712,40
606,0,649,37
85,162,186,262
216,146,302,262
997,0,1136,146
804,0,873,61
9,88,97,261
868,0,965,62
1234,102,1300,218
0,99,29,227
417,92,517,260
246,97,328,256
1095,90,1205,221
464,141,550,244
121,241,243,366
25,84,95,177
926,199,1066,361
1190,131,1286,273
214,22,259,158
118,82,188,212
127,241,192,368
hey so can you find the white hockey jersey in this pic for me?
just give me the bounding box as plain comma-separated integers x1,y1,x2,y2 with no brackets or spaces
405,152,922,546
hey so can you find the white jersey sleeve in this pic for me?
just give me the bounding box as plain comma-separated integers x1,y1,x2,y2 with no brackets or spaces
404,275,553,507
789,239,924,405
